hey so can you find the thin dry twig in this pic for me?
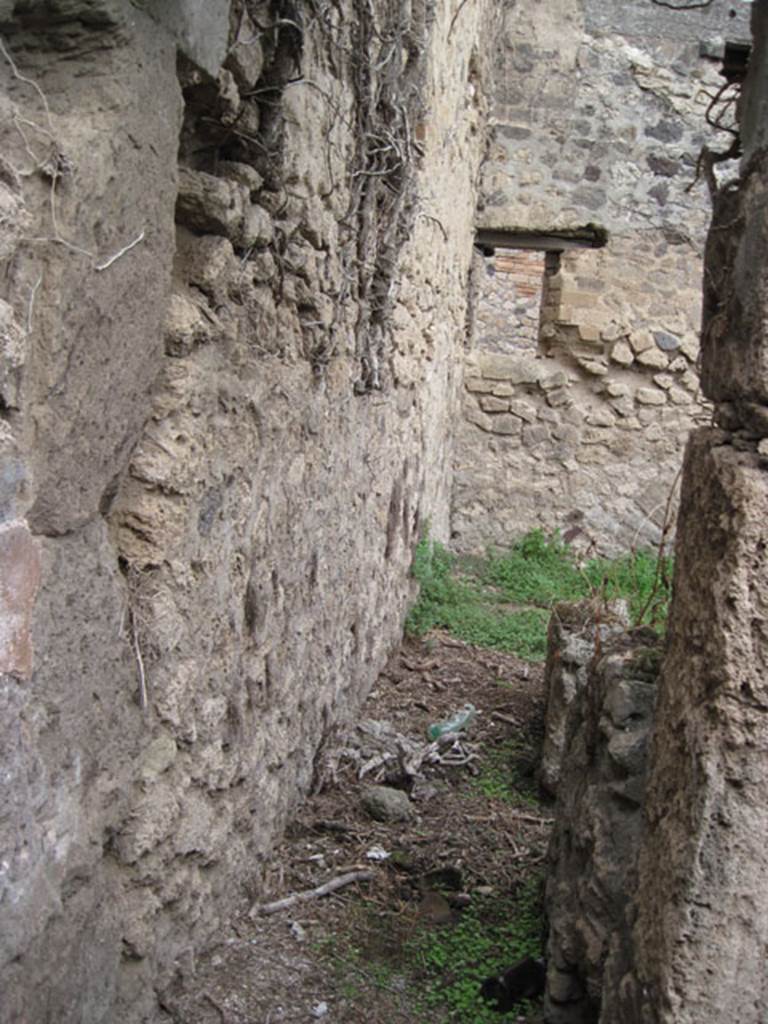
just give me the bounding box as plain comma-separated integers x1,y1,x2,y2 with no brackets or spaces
250,870,374,918
507,811,553,827
635,465,682,626
448,0,474,38
130,609,149,712
490,711,520,727
95,229,145,271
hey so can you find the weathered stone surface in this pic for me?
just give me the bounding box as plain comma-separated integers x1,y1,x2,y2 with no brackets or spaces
478,351,542,383
147,0,230,76
480,394,510,412
636,347,669,370
0,3,498,1021
610,340,633,366
608,431,768,1024
0,520,41,679
9,14,183,538
544,623,661,1024
540,600,630,796
223,9,264,89
0,298,25,410
701,151,768,404
176,168,245,238
635,387,665,406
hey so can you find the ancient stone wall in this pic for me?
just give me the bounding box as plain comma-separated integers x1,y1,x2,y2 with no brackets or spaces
600,3,768,1018
541,606,660,1024
452,0,751,556
0,2,496,1020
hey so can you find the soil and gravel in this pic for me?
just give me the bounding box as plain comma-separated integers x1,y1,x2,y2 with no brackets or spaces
161,631,550,1024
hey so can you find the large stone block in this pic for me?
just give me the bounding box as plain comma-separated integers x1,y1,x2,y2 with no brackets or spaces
11,15,183,536
544,619,660,1024
0,519,41,679
701,151,768,404
619,429,768,1023
146,0,230,77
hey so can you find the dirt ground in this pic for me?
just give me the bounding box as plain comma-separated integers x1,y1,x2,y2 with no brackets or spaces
161,631,550,1024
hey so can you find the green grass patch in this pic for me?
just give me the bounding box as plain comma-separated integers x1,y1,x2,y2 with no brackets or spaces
406,528,672,660
410,879,544,1022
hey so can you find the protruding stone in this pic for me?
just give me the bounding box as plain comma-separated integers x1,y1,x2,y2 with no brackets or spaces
239,205,273,249
224,10,265,89
654,330,681,352
577,357,608,376
478,352,542,384
678,336,699,362
636,387,666,406
523,423,551,447
465,377,496,394
601,323,624,343
0,520,42,680
480,395,510,412
586,407,617,428
163,293,213,357
637,348,669,370
541,370,569,391
176,168,245,238
547,388,571,408
630,329,654,354
362,785,414,823
611,340,634,366
668,386,692,405
218,161,264,195
510,399,537,423
492,414,523,436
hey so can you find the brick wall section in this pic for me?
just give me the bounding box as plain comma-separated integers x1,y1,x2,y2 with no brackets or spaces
474,248,545,353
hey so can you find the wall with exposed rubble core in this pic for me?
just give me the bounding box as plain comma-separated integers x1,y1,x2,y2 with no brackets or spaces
0,1,497,1020
452,0,751,556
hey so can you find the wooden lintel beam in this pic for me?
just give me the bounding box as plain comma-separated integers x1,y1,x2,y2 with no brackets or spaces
475,228,607,252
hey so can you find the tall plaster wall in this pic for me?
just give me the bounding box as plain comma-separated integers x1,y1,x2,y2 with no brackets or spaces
453,0,750,555
0,2,496,1020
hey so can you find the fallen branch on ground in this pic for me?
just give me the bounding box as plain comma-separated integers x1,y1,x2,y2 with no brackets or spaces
249,869,374,917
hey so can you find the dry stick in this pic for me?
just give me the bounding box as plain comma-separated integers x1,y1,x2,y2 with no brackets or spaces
448,0,473,38
635,465,682,626
508,811,554,827
130,609,148,712
250,870,374,918
95,229,145,272
491,711,520,727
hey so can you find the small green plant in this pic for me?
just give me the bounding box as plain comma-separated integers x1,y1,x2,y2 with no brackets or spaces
410,879,545,1022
